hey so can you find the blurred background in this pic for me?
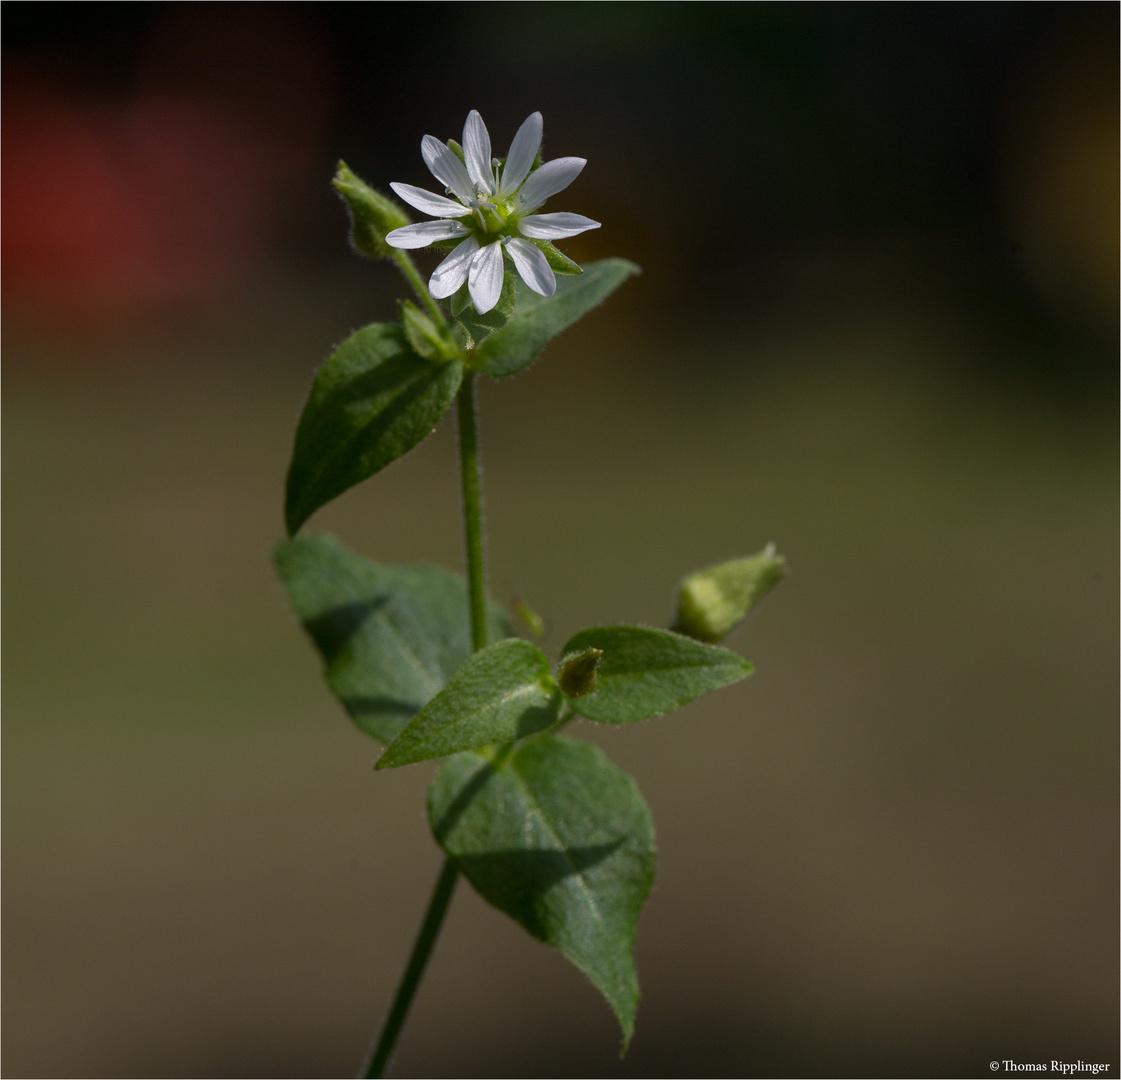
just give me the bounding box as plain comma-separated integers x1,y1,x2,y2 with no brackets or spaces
3,3,1117,1077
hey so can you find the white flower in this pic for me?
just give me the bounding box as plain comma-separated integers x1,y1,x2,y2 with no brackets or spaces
385,110,600,314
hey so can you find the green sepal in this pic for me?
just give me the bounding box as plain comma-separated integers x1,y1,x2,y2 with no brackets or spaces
376,639,561,769
399,300,459,362
530,238,583,275
558,625,752,724
332,161,410,260
474,258,639,378
446,138,466,165
273,533,513,744
284,323,463,535
453,270,517,349
673,545,787,643
428,736,656,1050
450,281,471,318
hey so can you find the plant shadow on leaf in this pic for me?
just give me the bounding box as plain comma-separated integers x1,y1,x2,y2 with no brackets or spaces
284,328,462,534
303,353,445,472
450,843,627,936
337,696,420,728
301,599,388,663
431,758,497,842
516,696,563,739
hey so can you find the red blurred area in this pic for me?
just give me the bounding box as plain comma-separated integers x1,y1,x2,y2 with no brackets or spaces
2,4,334,331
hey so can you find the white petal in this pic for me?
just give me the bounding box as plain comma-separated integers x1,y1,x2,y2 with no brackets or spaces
462,110,495,195
385,220,469,250
517,212,601,240
498,111,542,197
468,241,505,313
429,236,479,298
421,135,474,202
515,157,586,211
389,182,471,218
505,238,556,297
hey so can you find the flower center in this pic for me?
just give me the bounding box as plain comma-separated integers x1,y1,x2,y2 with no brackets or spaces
469,194,515,237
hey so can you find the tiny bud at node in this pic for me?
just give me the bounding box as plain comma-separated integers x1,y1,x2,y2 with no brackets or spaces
514,599,546,638
558,648,604,698
674,545,787,643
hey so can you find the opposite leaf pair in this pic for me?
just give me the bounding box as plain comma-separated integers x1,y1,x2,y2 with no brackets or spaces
284,258,638,537
377,626,754,769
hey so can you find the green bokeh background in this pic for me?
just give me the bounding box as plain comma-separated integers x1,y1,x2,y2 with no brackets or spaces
3,4,1116,1077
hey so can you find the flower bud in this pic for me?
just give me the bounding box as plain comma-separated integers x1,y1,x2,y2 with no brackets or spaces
558,648,604,698
673,545,786,643
333,161,410,259
398,301,458,362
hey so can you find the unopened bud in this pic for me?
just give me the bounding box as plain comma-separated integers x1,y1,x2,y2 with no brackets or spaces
673,545,786,643
333,161,410,259
557,648,604,698
398,301,458,362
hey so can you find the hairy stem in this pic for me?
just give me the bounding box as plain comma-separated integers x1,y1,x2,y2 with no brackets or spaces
456,371,488,652
391,250,448,329
360,364,489,1078
361,858,459,1078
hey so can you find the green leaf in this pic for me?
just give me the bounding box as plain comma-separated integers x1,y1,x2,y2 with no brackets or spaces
399,300,458,362
284,323,463,535
273,533,512,743
558,626,752,724
673,545,787,643
530,238,583,275
429,736,655,1049
332,161,410,259
377,639,561,769
474,258,640,378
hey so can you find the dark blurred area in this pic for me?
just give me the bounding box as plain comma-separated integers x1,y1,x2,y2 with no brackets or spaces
3,4,1117,1078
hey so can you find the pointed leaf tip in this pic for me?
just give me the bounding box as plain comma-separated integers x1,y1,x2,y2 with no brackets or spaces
284,323,463,534
474,258,640,378
273,533,514,743
558,625,752,724
429,736,655,1048
377,639,562,768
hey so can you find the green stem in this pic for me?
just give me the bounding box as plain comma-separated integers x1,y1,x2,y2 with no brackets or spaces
359,365,489,1078
456,371,488,652
360,858,460,1079
391,250,448,329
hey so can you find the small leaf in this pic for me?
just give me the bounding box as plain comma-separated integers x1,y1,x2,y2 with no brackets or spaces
284,323,463,535
530,238,583,275
429,736,656,1049
399,300,458,362
673,545,787,643
273,533,512,743
474,258,640,378
377,639,561,769
558,626,752,724
332,161,410,259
